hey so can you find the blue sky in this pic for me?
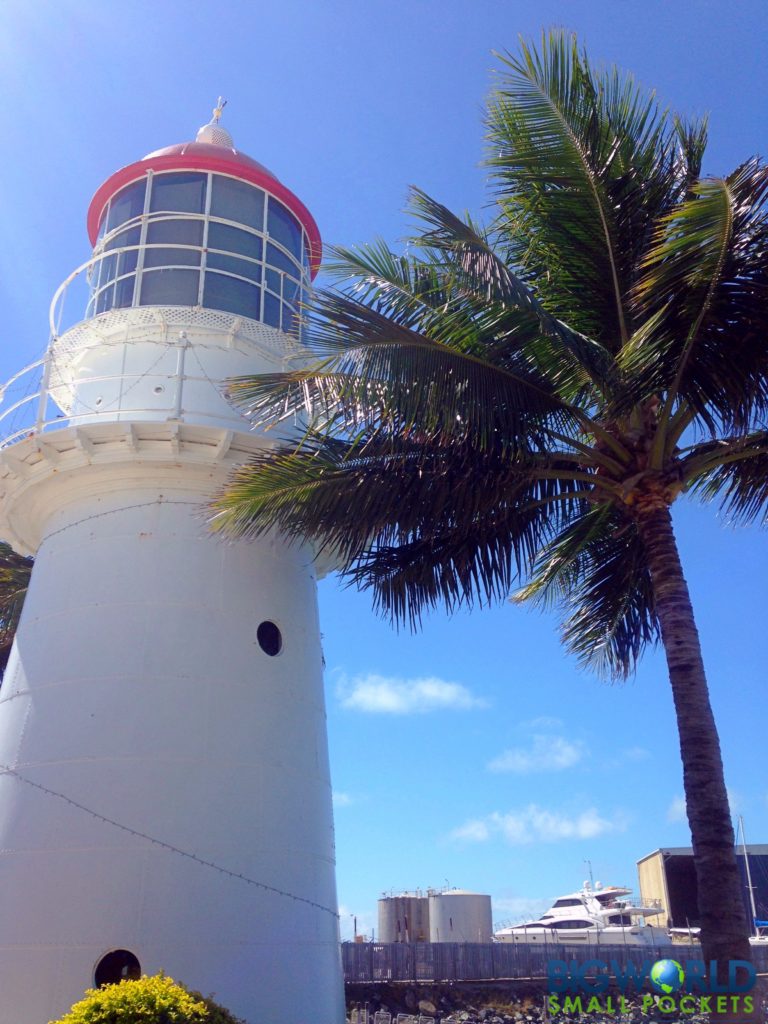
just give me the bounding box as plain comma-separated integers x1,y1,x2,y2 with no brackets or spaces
0,0,766,940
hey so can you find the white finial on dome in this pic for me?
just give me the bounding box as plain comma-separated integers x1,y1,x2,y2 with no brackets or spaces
196,97,234,148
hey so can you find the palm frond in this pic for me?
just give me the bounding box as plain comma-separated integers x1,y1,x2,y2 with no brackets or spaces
685,430,768,525
514,505,658,677
624,159,768,430
323,238,457,326
0,542,33,675
673,114,708,192
211,431,594,569
486,30,693,350
345,488,587,629
227,290,576,453
406,187,615,396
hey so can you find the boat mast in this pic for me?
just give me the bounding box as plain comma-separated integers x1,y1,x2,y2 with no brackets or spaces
738,815,759,938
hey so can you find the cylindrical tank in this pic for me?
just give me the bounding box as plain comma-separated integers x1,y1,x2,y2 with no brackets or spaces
428,890,493,943
0,111,343,1024
378,894,430,943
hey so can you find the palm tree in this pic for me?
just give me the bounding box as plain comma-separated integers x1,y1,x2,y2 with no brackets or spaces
0,542,32,678
212,32,768,968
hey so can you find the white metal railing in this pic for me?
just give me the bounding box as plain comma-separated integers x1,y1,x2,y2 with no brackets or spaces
0,233,310,449
0,358,247,449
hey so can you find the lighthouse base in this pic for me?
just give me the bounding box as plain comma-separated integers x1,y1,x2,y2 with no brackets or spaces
0,444,344,1024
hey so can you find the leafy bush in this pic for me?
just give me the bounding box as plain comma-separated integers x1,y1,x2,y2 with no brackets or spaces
49,973,245,1024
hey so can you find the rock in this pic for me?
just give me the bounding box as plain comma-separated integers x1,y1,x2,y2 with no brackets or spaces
418,1000,436,1014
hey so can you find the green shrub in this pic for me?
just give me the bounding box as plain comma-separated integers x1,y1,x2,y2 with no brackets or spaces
49,973,245,1024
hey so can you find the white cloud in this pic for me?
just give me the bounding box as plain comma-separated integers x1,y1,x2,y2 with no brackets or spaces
451,804,622,846
338,673,488,714
497,806,616,842
449,819,491,843
624,746,652,762
522,716,564,730
666,796,686,823
487,735,585,774
604,745,653,769
332,791,354,808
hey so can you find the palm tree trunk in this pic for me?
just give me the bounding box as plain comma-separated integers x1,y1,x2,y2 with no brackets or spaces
634,502,751,971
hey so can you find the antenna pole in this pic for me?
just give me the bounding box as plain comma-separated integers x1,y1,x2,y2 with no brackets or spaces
584,859,594,888
738,815,759,937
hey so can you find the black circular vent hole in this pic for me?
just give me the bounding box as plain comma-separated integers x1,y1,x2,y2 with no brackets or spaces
257,620,282,656
94,949,141,986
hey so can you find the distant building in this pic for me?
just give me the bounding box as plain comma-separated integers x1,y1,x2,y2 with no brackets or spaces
638,846,768,930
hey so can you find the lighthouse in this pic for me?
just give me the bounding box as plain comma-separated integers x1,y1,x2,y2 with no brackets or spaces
0,105,344,1024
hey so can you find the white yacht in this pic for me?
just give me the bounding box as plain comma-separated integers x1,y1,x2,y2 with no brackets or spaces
495,881,666,946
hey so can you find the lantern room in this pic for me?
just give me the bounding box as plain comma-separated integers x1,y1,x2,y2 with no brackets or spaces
85,115,320,333
29,105,323,436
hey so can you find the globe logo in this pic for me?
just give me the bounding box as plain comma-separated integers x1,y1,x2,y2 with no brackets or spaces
650,959,685,994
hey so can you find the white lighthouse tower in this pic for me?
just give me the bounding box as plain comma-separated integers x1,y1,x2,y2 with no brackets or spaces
0,106,344,1024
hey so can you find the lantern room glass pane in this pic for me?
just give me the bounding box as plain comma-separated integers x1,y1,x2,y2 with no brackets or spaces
267,198,302,260
147,219,204,246
144,246,201,269
107,180,146,233
95,253,116,290
105,226,140,252
114,276,136,308
206,252,262,283
203,273,261,320
119,249,138,275
210,176,264,230
266,242,299,279
264,292,281,328
149,173,207,215
96,286,114,315
282,277,301,305
139,268,200,306
104,227,140,276
207,221,263,261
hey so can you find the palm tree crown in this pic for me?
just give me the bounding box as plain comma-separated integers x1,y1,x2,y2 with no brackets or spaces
212,32,768,969
0,542,32,678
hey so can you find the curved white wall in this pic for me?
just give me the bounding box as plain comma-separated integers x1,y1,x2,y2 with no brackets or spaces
54,315,288,434
0,479,344,1024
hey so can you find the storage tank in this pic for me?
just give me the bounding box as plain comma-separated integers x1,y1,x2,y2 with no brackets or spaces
378,893,430,943
428,890,493,942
